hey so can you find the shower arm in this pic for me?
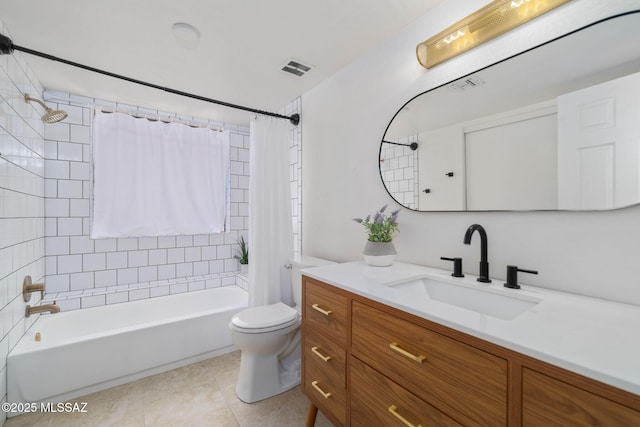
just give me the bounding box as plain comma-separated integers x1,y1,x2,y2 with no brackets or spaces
0,34,300,126
24,94,50,111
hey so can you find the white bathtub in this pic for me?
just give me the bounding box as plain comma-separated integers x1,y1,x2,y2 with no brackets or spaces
7,285,248,410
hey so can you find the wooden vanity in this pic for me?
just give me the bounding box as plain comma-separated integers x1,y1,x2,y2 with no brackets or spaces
302,275,640,426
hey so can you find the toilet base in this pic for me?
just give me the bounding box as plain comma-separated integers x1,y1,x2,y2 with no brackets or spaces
235,351,301,403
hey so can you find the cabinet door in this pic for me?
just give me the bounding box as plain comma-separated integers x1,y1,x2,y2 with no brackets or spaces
523,368,640,426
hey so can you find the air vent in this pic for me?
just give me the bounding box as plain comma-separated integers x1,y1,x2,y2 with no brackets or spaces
281,59,313,77
450,76,485,90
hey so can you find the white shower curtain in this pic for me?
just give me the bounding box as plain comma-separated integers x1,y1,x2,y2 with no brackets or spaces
92,110,229,238
248,116,294,307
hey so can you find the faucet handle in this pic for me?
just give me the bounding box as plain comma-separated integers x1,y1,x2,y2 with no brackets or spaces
440,257,464,277
504,265,538,289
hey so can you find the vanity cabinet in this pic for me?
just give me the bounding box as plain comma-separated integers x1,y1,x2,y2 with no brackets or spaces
302,276,640,427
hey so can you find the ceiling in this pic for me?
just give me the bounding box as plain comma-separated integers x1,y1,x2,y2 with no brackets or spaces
1,0,443,125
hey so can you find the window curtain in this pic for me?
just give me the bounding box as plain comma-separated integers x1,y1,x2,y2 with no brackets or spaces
249,116,294,307
91,110,229,238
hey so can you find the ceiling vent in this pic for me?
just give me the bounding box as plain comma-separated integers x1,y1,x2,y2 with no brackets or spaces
281,59,313,77
450,76,485,90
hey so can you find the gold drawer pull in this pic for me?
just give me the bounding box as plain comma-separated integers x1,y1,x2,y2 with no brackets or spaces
388,405,423,427
311,346,332,362
312,303,333,316
311,380,332,399
390,342,426,363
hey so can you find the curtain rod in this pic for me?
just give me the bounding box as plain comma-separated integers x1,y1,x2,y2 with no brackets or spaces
0,34,300,126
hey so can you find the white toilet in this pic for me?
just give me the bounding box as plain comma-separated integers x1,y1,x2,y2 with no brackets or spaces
229,255,334,403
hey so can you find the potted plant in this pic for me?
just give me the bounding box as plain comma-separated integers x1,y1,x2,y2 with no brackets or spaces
234,235,249,274
353,205,400,266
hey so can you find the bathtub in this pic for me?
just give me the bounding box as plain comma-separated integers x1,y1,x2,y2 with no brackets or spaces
7,285,248,410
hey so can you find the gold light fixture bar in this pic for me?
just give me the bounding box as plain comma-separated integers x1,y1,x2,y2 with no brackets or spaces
417,0,572,68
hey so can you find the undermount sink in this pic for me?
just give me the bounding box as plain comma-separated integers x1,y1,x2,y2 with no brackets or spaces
386,276,541,320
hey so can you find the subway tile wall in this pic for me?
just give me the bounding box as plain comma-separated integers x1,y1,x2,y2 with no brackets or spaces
41,91,252,311
0,21,46,424
286,97,302,256
380,135,419,209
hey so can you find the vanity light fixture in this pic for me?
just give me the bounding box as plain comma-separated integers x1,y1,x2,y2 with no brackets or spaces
416,0,572,68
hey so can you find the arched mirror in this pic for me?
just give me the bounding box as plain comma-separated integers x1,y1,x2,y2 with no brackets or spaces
380,11,640,211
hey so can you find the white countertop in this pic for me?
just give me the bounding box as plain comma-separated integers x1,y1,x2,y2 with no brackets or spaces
303,261,640,396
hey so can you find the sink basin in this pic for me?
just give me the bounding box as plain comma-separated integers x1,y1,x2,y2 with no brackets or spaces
387,277,541,320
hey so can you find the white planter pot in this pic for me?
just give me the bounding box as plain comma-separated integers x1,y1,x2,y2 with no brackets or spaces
362,241,397,267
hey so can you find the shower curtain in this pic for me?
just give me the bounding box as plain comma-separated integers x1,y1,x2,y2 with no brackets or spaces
92,110,229,238
248,116,294,307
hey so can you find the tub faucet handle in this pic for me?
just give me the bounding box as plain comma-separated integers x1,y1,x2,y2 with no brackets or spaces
23,275,45,302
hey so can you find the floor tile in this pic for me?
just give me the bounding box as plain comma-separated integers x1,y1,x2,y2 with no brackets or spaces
4,350,333,427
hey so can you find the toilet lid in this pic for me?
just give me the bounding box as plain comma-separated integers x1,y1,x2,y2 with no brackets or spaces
231,302,299,330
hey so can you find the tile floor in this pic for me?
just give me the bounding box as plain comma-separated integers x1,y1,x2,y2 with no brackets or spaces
5,351,332,427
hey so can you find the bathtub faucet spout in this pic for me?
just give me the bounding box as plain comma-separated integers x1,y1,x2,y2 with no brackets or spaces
25,301,60,318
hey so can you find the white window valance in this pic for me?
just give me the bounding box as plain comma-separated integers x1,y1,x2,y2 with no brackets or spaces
91,110,229,238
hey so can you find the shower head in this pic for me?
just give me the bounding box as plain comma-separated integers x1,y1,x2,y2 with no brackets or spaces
24,93,68,124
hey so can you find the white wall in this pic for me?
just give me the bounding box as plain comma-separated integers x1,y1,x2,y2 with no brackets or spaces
302,0,640,305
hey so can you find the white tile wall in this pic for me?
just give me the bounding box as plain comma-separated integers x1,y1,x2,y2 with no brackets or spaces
380,134,419,209
0,19,46,423
286,97,303,255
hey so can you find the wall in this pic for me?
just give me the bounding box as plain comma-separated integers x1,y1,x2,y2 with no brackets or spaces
302,0,640,305
0,21,46,423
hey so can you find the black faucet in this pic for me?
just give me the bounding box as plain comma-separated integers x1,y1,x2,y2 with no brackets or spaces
463,224,491,283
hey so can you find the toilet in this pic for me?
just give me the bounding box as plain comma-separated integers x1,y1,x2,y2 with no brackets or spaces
229,255,334,403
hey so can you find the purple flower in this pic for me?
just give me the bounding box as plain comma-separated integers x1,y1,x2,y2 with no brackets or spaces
353,205,401,242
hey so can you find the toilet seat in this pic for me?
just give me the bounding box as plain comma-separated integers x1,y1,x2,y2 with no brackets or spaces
231,302,300,334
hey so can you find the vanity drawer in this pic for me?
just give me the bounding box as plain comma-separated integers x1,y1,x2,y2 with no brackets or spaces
305,354,347,426
303,279,348,344
351,301,507,426
351,356,462,427
304,327,346,389
522,368,640,426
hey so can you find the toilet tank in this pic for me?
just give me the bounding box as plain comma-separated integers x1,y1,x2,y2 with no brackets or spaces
290,255,335,308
